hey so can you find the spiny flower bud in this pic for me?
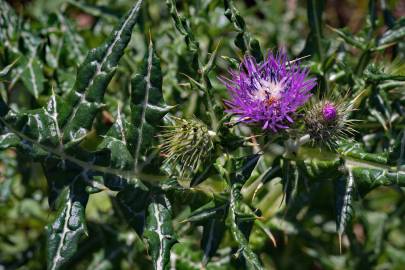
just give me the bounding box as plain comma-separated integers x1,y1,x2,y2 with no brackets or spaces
322,103,337,121
303,94,356,148
159,117,214,178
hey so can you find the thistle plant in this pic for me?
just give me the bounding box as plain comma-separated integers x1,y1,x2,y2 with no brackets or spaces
1,0,405,270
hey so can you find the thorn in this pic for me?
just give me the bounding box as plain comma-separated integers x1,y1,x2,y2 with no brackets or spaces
256,220,278,248
270,234,277,247
288,55,311,65
225,117,251,127
179,72,204,90
252,182,263,201
204,39,222,71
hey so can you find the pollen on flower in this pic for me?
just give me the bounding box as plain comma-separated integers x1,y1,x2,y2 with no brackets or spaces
253,79,285,104
221,51,316,131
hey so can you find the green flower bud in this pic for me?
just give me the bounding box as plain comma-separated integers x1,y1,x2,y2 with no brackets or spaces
159,117,214,178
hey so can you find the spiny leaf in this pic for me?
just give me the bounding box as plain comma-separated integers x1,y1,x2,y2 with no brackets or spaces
281,159,298,206
166,0,199,73
98,109,134,170
0,3,149,267
186,196,228,224
0,0,144,154
20,55,45,98
335,170,354,253
42,157,83,209
229,184,263,270
228,154,263,270
352,166,405,194
298,157,342,180
116,183,150,236
328,26,366,50
201,218,226,265
261,157,282,184
144,194,177,270
131,40,171,172
338,140,388,165
223,0,263,62
190,162,216,187
61,0,143,145
236,207,261,239
46,182,88,270
230,154,260,185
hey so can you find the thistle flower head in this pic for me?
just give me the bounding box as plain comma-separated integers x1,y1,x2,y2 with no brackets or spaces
303,93,356,148
159,117,214,177
221,51,316,131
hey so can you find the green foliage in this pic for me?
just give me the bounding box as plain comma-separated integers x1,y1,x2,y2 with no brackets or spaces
1,0,405,269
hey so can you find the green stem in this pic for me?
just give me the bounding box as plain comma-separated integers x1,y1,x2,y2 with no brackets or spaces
229,183,263,270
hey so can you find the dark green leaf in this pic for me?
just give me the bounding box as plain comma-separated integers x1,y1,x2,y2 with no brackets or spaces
338,140,388,165
61,0,143,145
229,184,262,270
230,154,260,185
223,0,263,62
186,196,228,224
144,194,177,270
46,182,88,270
335,172,354,244
352,166,405,194
131,41,171,171
116,183,150,236
281,159,297,206
20,55,45,98
201,218,226,265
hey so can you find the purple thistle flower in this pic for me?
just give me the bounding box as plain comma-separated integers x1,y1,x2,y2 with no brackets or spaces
221,51,316,131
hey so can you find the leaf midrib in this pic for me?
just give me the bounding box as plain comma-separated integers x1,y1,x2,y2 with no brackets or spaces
134,41,154,172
